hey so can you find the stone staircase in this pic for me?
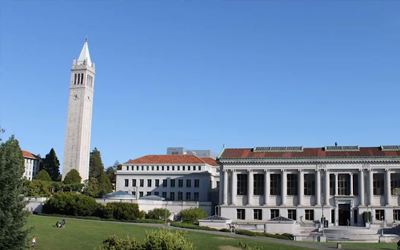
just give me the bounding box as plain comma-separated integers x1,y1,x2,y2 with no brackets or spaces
323,226,380,242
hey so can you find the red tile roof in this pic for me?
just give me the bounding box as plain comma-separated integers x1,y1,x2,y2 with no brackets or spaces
22,150,38,159
125,155,218,166
220,147,400,159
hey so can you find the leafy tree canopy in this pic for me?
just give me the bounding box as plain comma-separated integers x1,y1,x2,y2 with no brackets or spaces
42,148,60,181
89,147,104,181
64,169,82,184
34,169,51,182
98,174,113,197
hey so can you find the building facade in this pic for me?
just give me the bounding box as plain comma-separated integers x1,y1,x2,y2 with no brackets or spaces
218,146,400,227
116,155,220,203
167,147,218,159
22,150,41,180
62,39,95,181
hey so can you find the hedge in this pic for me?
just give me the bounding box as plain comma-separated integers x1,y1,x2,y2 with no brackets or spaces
170,222,218,231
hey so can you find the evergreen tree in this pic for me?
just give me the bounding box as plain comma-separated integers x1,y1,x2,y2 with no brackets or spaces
42,148,60,181
0,136,29,250
83,178,100,197
34,169,52,182
98,174,113,197
64,169,82,184
89,148,104,181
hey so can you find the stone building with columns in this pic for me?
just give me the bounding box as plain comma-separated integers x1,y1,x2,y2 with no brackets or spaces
217,146,400,227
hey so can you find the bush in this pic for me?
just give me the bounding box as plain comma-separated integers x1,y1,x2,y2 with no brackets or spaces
235,229,257,237
239,242,263,250
235,229,292,240
27,180,52,197
64,169,82,184
98,230,195,250
103,202,140,221
34,170,52,181
170,222,218,231
43,192,102,216
219,228,230,232
147,208,171,221
180,207,207,224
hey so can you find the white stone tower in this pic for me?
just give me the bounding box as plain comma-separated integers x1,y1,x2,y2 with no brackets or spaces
62,39,95,181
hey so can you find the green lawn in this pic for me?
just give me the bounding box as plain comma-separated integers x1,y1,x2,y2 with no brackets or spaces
26,216,310,250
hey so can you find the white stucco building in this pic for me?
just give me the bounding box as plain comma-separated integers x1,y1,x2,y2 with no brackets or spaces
62,39,95,181
22,150,40,180
218,146,400,228
116,155,220,204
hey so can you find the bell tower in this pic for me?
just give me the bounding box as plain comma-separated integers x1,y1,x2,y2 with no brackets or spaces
62,39,95,181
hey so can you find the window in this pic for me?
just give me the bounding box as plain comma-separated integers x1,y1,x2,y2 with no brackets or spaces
147,166,149,171
195,179,200,188
172,166,175,171
375,210,385,221
140,179,144,187
131,166,134,170
186,192,191,200
132,179,136,187
254,174,264,195
330,174,335,195
305,210,314,221
183,166,185,171
254,209,262,220
177,166,180,171
154,192,159,196
147,179,152,187
287,174,298,195
163,179,167,187
187,179,192,188
237,174,248,195
304,174,315,195
136,166,139,171
171,179,176,188
179,179,183,187
170,192,175,201
338,174,350,195
178,191,183,200
353,174,359,195
155,179,160,187
271,209,279,219
132,191,136,197
152,166,154,171
270,174,281,195
167,166,170,171
394,210,400,221
373,174,384,195
194,192,199,201
199,166,202,171
146,192,151,196
288,210,297,220
126,166,129,171
188,166,191,171
139,192,144,197
354,209,358,224
141,166,144,171
162,166,164,171
157,166,159,171
391,173,400,195
162,192,167,198
237,209,245,220
124,179,129,187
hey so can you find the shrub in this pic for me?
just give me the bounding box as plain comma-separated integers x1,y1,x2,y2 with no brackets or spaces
170,222,218,231
103,202,140,221
235,230,292,240
180,207,207,224
43,192,102,216
64,169,82,184
147,208,171,221
34,170,52,181
235,229,257,237
239,242,263,250
219,228,230,232
27,180,52,197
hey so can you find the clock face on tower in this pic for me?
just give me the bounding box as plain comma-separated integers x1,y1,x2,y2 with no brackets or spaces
73,94,79,100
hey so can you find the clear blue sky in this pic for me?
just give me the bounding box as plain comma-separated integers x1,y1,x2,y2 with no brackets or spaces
1,0,400,170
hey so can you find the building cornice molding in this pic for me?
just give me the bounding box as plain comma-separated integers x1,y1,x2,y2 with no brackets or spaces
218,157,400,165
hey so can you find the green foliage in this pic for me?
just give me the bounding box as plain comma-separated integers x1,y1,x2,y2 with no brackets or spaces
147,208,171,220
180,207,207,224
106,160,120,185
42,148,60,181
239,242,263,250
83,178,100,197
98,230,195,250
27,180,52,197
64,169,82,184
89,148,105,180
170,222,218,231
363,211,372,223
43,192,102,216
103,202,140,220
0,136,30,250
35,169,52,181
235,230,292,240
219,228,230,232
98,174,113,197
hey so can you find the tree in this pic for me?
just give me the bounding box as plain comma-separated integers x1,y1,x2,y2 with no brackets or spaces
64,169,82,184
34,169,51,181
147,208,171,221
83,177,100,197
0,136,29,250
89,147,104,181
180,207,207,224
27,180,51,197
43,192,102,216
42,148,60,181
98,174,113,197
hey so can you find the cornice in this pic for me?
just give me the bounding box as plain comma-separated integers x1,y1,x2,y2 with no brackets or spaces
218,157,400,165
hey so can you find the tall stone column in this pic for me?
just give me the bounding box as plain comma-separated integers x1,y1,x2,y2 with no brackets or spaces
298,170,304,206
264,170,270,206
368,170,374,205
325,170,330,206
335,173,339,196
316,170,321,205
281,170,287,206
231,170,237,205
385,169,391,206
359,169,365,205
223,170,228,205
247,170,253,205
349,173,354,196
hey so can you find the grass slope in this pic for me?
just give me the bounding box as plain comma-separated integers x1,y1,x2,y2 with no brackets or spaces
26,216,310,250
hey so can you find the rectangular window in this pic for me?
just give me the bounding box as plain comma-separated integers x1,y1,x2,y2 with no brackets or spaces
147,166,149,171
373,174,384,195
140,179,144,187
187,179,192,188
170,192,175,201
141,166,144,171
304,174,315,195
155,179,160,187
147,179,152,187
237,209,245,220
136,166,139,171
271,209,279,219
305,210,314,221
330,174,335,195
146,192,151,196
132,179,136,187
132,191,136,197
254,174,264,195
183,166,185,171
375,210,385,221
162,192,167,198
237,174,248,195
178,191,183,200
139,191,144,197
391,173,400,195
354,209,358,224
353,174,359,196
124,179,129,187
172,166,175,171
188,166,191,171
288,209,297,220
152,166,154,171
157,166,159,171
179,179,183,188
177,166,180,171
171,179,175,188
154,192,159,196
186,192,191,200
394,210,400,221
194,192,199,201
195,179,200,188
270,174,281,195
167,166,170,171
126,166,129,171
162,166,165,171
287,174,298,196
163,179,167,187
338,174,350,195
254,209,262,220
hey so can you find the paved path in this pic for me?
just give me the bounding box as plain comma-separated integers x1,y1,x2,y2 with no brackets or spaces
33,215,391,250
